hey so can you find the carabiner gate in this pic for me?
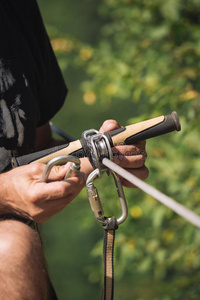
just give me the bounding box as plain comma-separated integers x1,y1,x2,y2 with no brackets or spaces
86,168,128,226
40,155,80,182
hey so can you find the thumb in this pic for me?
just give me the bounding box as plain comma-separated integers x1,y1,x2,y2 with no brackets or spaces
46,163,72,181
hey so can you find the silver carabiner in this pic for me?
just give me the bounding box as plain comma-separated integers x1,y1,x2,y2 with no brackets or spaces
40,155,80,183
86,168,128,225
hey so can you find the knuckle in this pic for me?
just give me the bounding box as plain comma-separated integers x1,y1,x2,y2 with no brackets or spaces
29,162,45,175
101,119,121,132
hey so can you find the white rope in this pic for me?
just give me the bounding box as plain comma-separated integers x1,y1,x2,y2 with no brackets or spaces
102,158,200,229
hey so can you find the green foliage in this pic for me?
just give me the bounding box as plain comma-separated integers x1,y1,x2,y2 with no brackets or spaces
81,0,200,116
38,0,200,299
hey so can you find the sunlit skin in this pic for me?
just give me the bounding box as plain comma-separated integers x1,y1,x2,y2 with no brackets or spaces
0,120,148,223
0,120,148,299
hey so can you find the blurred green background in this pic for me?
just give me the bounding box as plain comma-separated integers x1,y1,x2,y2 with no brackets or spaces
38,0,200,299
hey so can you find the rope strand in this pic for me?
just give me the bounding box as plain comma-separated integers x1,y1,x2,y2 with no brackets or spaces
102,158,200,229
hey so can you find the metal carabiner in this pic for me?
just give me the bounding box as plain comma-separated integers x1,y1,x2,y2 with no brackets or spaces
40,155,80,183
86,168,128,225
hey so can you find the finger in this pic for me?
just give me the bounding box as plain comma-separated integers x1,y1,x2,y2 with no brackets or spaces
112,145,147,168
29,179,83,222
31,188,82,223
113,144,143,156
32,177,85,223
35,191,78,216
44,163,72,182
113,142,146,155
113,153,146,169
33,198,70,223
99,119,121,133
34,172,85,203
132,140,146,149
31,199,66,223
120,166,149,188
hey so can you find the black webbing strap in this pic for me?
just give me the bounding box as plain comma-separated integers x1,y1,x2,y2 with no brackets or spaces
102,217,118,300
0,213,37,229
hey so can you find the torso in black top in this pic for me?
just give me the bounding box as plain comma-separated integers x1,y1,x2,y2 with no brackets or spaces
0,0,67,172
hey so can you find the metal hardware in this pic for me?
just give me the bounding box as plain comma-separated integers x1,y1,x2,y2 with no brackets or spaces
64,161,80,180
40,155,80,183
86,168,128,225
81,129,113,177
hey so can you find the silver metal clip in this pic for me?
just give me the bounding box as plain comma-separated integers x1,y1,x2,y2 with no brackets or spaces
86,168,128,225
40,155,80,183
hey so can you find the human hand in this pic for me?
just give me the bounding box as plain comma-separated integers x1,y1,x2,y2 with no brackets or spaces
0,162,87,223
99,120,149,188
0,119,148,223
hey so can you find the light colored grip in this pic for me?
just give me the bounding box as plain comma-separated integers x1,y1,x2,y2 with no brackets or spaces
112,115,165,145
33,140,82,164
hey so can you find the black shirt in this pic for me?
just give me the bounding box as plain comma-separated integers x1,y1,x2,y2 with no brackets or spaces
0,0,67,172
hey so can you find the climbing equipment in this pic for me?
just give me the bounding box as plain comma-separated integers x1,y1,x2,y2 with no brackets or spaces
86,168,128,225
82,127,200,299
40,155,80,182
11,111,180,167
102,158,200,229
86,168,128,300
15,111,200,299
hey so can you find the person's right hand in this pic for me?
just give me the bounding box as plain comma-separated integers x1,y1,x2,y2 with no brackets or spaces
0,162,87,223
